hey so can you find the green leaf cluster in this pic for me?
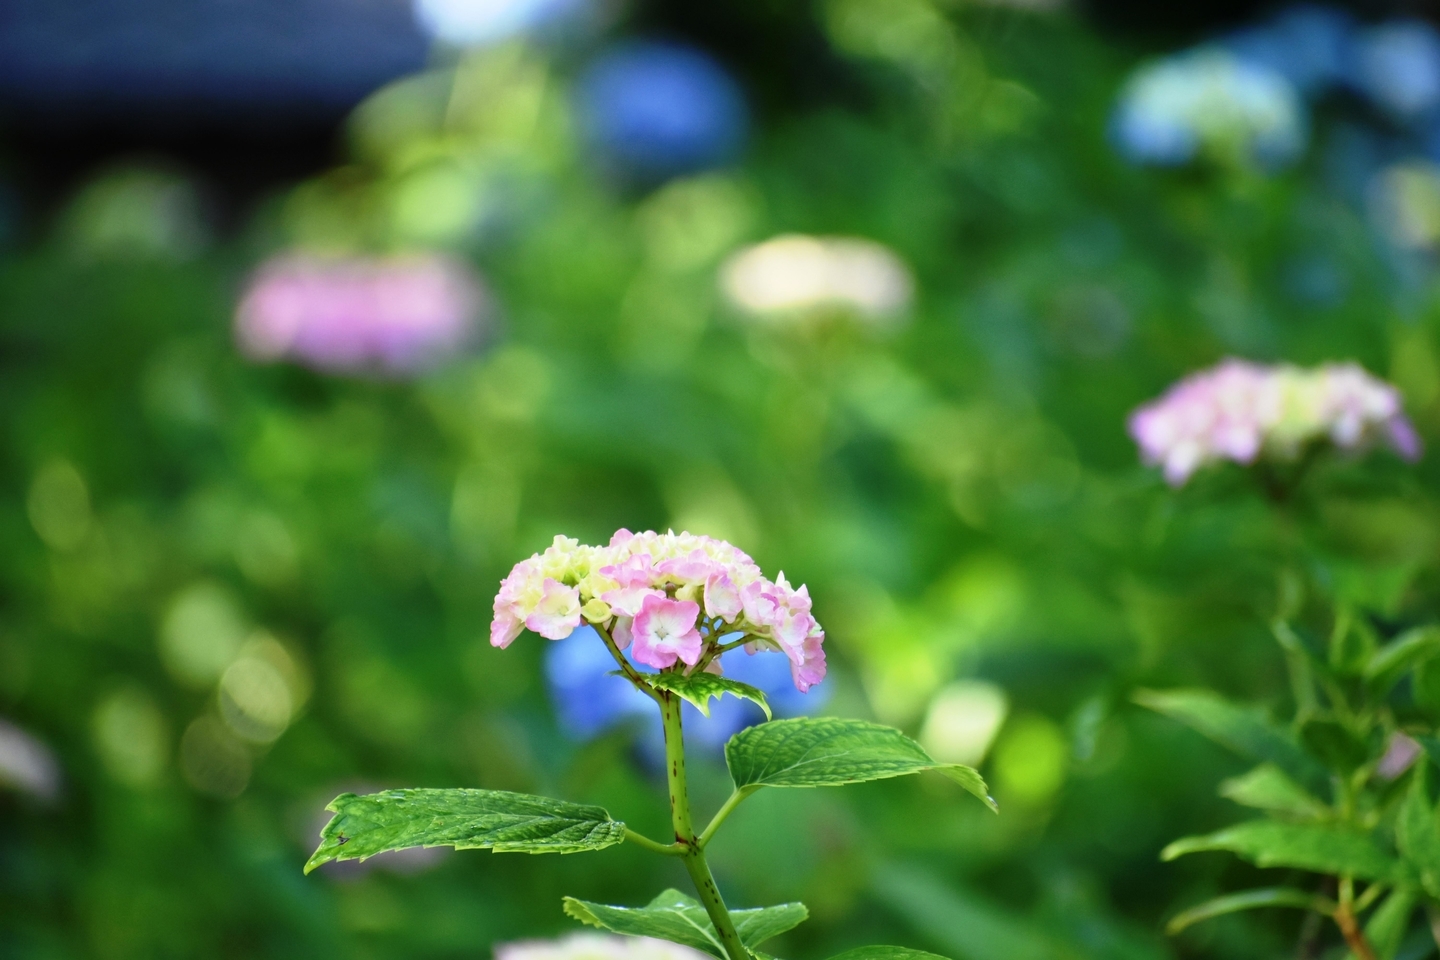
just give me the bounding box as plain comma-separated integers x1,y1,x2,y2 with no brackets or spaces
307,715,989,960
1144,614,1440,956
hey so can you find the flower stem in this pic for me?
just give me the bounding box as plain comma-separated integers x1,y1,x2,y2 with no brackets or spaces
1335,876,1377,960
659,693,750,960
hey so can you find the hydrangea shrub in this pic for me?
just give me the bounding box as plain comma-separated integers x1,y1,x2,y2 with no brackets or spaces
307,530,994,960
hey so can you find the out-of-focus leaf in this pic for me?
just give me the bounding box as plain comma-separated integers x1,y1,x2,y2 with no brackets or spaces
872,861,1165,960
725,718,995,811
1165,888,1334,935
1299,719,1373,774
1417,735,1440,771
563,888,807,958
1365,626,1440,694
871,863,1063,960
1162,821,1408,883
651,672,772,720
1362,886,1418,960
305,789,625,872
1329,609,1377,675
1218,763,1328,819
825,948,952,960
1272,621,1319,722
1134,688,1326,787
1396,769,1440,897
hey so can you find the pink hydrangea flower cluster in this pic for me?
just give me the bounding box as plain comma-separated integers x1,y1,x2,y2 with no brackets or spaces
490,530,826,693
235,253,486,375
1129,358,1422,485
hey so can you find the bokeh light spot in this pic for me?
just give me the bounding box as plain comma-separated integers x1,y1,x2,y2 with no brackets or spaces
179,716,252,799
919,680,1009,767
159,582,249,688
27,460,92,552
991,713,1068,807
92,687,169,788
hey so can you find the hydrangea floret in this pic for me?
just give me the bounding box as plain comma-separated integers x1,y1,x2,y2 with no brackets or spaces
308,530,991,960
490,529,827,692
1129,358,1421,486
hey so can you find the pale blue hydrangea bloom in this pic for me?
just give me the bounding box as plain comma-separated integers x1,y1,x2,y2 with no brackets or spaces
413,0,586,47
1112,48,1307,168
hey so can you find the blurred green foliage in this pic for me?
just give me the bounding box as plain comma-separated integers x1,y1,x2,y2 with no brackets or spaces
4,4,1440,960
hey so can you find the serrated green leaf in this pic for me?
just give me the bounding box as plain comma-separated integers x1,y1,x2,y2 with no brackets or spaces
1218,764,1328,819
651,672,772,720
1396,768,1440,898
305,788,625,872
1366,626,1440,694
1134,688,1326,788
1162,820,1409,883
724,718,995,812
825,947,952,960
1165,888,1334,935
563,889,807,959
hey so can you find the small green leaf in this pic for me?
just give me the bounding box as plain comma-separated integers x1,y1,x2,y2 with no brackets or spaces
825,948,952,960
305,788,625,873
563,889,807,959
651,672,772,720
1134,688,1326,788
1218,764,1328,820
1162,820,1409,883
1165,888,1334,935
1365,626,1440,693
1364,886,1418,960
724,717,995,812
1396,768,1440,898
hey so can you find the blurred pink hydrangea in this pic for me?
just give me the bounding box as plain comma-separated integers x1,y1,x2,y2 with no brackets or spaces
490,530,826,693
235,253,487,375
1129,358,1421,485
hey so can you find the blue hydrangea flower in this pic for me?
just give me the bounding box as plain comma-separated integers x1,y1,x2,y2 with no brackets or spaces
1351,20,1440,122
574,42,748,180
544,626,827,755
1112,48,1307,168
1222,4,1356,96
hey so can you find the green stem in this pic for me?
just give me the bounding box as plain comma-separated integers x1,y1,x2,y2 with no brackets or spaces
659,693,749,960
624,827,685,857
698,787,754,849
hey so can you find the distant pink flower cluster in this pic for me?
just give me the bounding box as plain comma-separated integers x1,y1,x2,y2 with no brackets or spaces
235,253,486,375
491,530,826,693
1129,358,1421,485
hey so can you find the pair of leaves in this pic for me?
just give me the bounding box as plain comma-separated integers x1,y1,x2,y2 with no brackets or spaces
304,717,994,873
651,672,772,720
1167,884,1417,957
565,889,805,959
566,891,945,960
304,788,625,873
724,717,996,812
